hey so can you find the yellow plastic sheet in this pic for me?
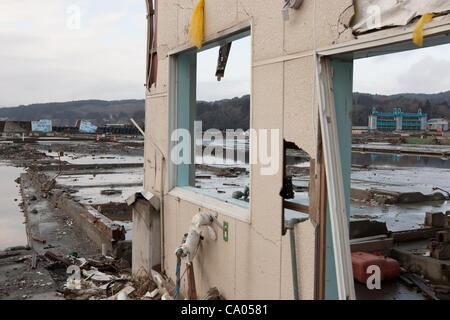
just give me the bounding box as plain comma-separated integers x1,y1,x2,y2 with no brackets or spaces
413,13,435,47
188,0,205,49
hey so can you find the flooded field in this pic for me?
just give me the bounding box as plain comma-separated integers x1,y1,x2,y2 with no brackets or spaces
0,138,143,252
0,165,25,251
1,138,449,250
351,152,450,231
0,135,448,300
193,140,450,229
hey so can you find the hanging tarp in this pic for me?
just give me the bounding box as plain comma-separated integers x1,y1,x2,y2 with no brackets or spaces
352,0,450,34
188,0,205,48
31,120,52,133
79,120,98,133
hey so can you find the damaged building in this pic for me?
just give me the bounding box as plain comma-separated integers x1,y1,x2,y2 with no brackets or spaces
0,121,32,136
130,0,450,300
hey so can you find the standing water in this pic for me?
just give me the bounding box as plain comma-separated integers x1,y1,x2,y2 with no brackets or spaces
0,165,26,251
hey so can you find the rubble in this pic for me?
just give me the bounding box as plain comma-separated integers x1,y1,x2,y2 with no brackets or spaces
0,136,144,300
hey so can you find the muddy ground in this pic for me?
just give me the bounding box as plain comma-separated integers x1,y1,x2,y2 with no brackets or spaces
0,136,144,300
1,134,449,300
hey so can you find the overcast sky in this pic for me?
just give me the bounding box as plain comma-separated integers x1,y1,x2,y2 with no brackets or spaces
354,43,450,95
1,1,450,107
197,36,251,102
0,0,147,107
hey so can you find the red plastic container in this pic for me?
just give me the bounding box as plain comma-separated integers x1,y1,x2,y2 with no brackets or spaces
351,252,400,283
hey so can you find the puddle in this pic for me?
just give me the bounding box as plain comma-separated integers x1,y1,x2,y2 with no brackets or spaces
355,280,426,300
0,165,26,251
55,168,143,205
46,151,144,165
351,153,450,231
353,152,450,169
353,143,450,156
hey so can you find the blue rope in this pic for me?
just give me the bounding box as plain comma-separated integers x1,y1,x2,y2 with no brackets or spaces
174,248,183,300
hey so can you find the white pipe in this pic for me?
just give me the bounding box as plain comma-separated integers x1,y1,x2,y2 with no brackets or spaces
142,0,166,273
130,118,145,136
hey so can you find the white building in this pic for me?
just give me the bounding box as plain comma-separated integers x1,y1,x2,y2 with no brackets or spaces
428,119,449,132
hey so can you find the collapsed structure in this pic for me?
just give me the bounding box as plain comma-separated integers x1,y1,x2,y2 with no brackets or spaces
133,0,450,300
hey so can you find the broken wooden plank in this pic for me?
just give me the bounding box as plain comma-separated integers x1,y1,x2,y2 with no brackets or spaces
32,236,46,244
406,274,439,300
195,175,211,180
370,188,401,197
283,201,309,214
350,238,394,253
0,252,21,260
391,227,444,242
187,263,197,300
430,284,450,293
349,234,388,244
399,274,414,287
44,251,72,266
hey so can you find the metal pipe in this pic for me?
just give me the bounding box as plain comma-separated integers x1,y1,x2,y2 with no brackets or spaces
144,0,166,274
130,118,145,136
288,217,308,300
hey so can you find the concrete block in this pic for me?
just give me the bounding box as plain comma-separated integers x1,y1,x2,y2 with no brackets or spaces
445,212,450,229
349,220,388,240
350,188,371,201
392,248,450,284
132,199,161,277
436,231,450,243
430,241,450,260
425,212,445,228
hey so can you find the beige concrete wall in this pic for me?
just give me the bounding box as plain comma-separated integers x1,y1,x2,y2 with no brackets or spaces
143,0,354,299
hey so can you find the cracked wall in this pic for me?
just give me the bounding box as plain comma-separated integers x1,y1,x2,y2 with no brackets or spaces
144,0,355,299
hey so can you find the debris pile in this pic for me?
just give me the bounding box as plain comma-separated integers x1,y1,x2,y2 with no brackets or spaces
39,250,201,300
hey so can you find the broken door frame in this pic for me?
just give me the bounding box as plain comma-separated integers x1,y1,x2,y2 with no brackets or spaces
316,57,355,300
315,17,450,300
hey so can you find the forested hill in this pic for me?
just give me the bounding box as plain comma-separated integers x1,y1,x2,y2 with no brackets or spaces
353,91,450,126
0,91,448,128
0,100,145,127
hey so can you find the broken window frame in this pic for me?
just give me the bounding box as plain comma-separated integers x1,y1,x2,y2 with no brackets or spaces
315,17,450,300
145,0,158,90
167,25,252,223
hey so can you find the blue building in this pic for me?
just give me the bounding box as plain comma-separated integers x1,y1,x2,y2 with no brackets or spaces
368,108,428,131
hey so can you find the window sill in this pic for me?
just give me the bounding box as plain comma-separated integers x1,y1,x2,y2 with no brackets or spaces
168,187,250,224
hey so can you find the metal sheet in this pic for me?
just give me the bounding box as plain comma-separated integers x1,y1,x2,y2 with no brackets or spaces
79,120,98,133
31,120,52,133
353,0,450,34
